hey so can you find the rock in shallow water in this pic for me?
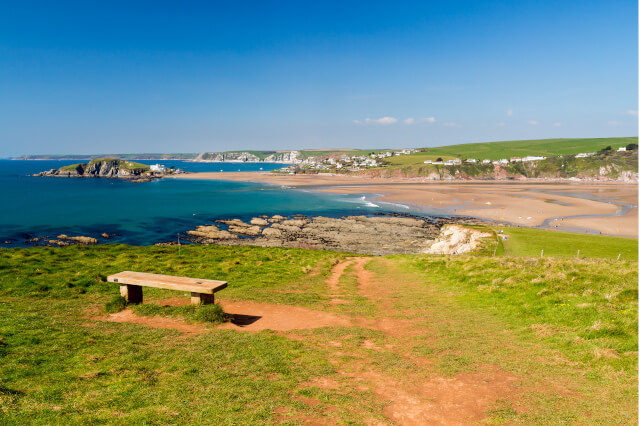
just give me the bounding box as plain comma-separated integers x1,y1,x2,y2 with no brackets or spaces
250,217,269,226
186,225,238,240
56,234,98,244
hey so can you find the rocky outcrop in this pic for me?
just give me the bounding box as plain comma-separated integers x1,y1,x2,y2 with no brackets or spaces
49,234,98,245
250,217,269,226
424,225,491,255
186,225,238,240
186,214,485,255
618,170,639,183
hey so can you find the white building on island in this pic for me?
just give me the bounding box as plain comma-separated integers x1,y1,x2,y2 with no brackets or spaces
150,164,167,173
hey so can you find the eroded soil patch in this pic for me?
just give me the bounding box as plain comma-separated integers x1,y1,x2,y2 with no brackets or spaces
99,309,206,335
216,300,352,332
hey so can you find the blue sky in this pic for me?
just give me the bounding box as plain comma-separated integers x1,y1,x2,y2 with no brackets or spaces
0,0,637,155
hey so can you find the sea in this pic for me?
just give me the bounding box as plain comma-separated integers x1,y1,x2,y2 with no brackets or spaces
0,160,414,246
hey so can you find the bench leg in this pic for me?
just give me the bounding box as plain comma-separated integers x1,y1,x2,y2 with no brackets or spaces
191,292,215,305
120,284,143,304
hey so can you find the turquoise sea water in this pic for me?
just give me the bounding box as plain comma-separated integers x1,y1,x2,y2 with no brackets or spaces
1,160,406,246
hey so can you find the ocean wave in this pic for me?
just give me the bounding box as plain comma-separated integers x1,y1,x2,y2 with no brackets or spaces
382,202,410,209
357,195,380,208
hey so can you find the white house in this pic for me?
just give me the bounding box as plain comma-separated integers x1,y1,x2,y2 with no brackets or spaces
618,147,627,152
522,156,546,162
452,158,462,165
150,164,166,173
575,152,595,158
465,158,477,163
482,159,491,164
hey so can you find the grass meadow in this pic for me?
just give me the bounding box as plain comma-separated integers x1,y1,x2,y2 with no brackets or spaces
0,227,637,423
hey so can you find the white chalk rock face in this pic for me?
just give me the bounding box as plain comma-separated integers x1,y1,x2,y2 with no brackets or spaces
424,225,491,255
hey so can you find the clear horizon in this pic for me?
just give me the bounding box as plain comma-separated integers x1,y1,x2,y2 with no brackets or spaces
1,0,638,156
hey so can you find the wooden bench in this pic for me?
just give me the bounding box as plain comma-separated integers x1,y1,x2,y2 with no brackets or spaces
107,271,227,305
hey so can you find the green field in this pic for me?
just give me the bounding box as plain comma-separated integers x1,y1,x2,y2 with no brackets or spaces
0,228,637,423
387,137,638,164
496,227,638,260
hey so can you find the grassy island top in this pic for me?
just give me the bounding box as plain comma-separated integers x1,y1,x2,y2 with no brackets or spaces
59,158,150,172
88,158,150,170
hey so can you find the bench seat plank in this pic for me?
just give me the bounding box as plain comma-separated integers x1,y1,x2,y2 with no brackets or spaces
107,271,227,294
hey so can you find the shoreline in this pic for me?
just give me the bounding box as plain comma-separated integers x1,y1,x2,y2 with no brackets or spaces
170,172,639,238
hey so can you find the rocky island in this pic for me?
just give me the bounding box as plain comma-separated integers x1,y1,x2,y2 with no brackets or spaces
34,158,185,182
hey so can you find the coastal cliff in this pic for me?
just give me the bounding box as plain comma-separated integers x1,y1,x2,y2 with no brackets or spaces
191,150,302,164
355,150,639,183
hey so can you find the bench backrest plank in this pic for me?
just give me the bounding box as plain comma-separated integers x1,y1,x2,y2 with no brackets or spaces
107,271,227,294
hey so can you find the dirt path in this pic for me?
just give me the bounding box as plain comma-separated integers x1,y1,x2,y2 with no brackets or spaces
313,257,523,424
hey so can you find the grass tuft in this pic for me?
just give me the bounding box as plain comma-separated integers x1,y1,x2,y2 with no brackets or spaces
104,295,127,313
132,303,229,325
192,304,228,324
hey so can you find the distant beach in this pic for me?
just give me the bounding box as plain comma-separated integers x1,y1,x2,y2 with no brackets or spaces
172,172,639,238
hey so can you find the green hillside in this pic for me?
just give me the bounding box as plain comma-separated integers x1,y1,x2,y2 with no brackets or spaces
388,137,638,164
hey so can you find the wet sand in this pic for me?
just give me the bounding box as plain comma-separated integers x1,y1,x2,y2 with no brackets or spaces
171,172,638,238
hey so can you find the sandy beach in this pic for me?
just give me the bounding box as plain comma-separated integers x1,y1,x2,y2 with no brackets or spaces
172,172,639,238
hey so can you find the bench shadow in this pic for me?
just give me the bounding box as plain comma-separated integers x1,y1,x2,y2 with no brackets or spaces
229,313,262,327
